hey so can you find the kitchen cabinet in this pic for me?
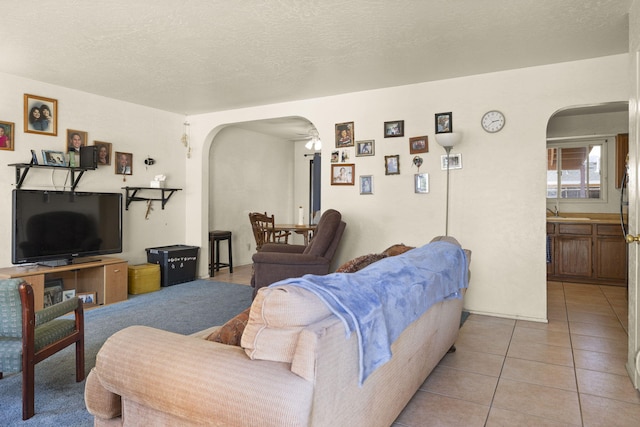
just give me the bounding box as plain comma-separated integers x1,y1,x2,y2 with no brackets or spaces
547,220,627,286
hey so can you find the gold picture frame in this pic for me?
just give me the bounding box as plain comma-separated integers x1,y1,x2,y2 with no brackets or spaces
24,94,57,136
0,120,15,151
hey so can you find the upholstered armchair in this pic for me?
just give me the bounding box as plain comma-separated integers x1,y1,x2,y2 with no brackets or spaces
0,279,84,420
251,209,346,296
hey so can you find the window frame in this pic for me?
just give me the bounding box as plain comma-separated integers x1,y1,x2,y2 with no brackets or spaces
546,138,608,203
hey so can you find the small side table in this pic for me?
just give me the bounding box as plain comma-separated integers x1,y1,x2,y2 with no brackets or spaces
209,230,233,277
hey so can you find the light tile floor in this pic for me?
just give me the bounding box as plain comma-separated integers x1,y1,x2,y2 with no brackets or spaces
212,267,640,426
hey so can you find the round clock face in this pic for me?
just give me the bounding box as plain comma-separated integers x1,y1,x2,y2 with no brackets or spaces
481,110,505,133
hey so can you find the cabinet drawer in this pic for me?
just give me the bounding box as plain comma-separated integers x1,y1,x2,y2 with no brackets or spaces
547,223,555,234
558,223,592,235
596,224,623,237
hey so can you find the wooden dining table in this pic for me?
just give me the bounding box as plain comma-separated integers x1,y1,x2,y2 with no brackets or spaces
273,224,317,245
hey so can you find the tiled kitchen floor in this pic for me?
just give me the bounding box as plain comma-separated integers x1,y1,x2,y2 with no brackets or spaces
212,267,639,426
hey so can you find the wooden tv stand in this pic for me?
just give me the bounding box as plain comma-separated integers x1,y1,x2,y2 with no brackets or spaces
0,257,128,310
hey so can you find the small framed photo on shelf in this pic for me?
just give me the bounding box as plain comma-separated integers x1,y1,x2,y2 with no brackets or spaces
78,292,97,306
441,153,462,170
331,164,355,185
335,122,354,147
414,173,429,194
24,94,57,136
384,120,404,138
93,141,112,166
356,140,375,156
63,289,76,301
359,175,373,195
435,112,452,133
41,150,67,166
44,279,63,308
385,155,400,175
409,136,428,154
115,152,133,175
0,120,15,151
67,129,88,153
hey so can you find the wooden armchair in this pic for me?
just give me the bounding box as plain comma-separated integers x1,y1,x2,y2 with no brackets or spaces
0,279,84,420
248,212,291,251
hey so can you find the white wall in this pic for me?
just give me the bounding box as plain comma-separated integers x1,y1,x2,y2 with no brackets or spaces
187,54,629,322
0,72,186,267
209,126,297,266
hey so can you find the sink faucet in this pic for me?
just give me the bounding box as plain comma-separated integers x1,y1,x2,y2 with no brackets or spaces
546,206,559,217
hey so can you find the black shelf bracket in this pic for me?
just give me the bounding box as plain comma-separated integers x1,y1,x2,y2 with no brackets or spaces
9,163,89,191
122,186,182,210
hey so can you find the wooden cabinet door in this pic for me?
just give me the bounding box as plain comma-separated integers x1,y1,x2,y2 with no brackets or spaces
104,262,128,304
595,237,627,282
556,236,592,278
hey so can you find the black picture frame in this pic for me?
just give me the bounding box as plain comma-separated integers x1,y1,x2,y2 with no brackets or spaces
435,112,452,134
384,120,404,138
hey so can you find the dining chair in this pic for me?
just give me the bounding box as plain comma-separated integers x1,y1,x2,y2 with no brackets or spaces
248,212,290,250
0,278,84,420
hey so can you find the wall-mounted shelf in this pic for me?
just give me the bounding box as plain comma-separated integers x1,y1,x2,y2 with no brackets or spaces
8,163,90,191
122,186,182,210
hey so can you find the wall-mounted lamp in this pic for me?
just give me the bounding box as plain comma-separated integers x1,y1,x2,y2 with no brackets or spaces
435,132,462,236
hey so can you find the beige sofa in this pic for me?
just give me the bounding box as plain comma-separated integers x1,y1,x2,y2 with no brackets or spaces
85,238,469,426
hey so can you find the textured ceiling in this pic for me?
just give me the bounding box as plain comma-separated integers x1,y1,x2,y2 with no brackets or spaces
0,0,631,118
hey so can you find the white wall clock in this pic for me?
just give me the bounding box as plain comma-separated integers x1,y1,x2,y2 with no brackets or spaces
481,110,505,133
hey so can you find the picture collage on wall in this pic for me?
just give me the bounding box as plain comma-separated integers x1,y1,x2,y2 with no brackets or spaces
330,112,461,195
1,93,134,178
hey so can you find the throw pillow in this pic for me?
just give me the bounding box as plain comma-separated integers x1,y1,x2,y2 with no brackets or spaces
336,253,387,273
205,307,251,346
382,243,415,257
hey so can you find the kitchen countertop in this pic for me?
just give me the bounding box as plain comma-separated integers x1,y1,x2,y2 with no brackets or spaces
546,213,623,224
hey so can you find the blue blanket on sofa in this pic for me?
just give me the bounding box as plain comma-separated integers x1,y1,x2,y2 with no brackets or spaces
276,241,468,385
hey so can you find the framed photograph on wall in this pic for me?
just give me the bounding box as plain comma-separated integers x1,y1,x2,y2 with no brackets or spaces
67,129,88,153
94,141,112,166
24,94,57,136
384,120,404,137
441,153,462,170
359,175,373,195
356,140,375,156
335,122,354,147
385,155,400,175
331,163,355,185
41,150,67,166
414,173,429,194
435,112,452,133
115,151,133,175
409,135,428,154
0,120,14,151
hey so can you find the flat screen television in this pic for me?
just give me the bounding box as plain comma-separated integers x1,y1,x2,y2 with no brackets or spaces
12,189,123,266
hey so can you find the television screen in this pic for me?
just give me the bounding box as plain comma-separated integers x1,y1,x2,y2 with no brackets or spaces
12,189,122,265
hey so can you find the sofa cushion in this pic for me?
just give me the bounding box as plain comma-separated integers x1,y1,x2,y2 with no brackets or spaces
205,307,251,346
242,285,332,363
336,253,387,273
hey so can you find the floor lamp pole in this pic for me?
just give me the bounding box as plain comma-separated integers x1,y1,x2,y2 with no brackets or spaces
445,146,452,236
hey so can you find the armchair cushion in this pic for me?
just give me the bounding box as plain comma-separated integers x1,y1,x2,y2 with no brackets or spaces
242,285,331,363
303,209,342,257
205,307,250,346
